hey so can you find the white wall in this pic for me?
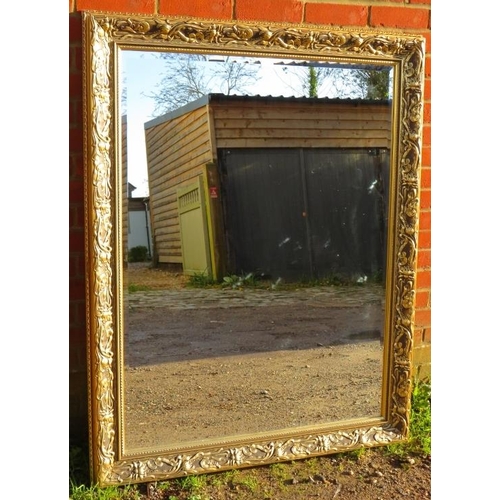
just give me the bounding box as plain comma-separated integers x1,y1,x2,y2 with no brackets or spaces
128,209,152,253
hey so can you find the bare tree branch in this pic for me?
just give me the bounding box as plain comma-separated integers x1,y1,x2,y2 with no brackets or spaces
145,54,261,116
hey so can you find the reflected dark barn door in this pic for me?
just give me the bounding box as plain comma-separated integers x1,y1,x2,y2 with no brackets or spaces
219,148,389,281
219,149,309,279
304,148,390,281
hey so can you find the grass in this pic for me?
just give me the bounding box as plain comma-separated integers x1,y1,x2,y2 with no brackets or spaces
70,380,430,499
69,446,140,500
159,475,212,500
187,271,383,291
386,378,431,457
206,470,238,488
222,272,258,289
127,283,152,293
188,271,273,290
269,462,289,482
231,472,260,492
296,271,384,288
186,272,217,288
70,483,141,500
410,378,431,455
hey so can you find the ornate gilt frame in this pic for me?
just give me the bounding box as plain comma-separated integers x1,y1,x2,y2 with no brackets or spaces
83,11,424,486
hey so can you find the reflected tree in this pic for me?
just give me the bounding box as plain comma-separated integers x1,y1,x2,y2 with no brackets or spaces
147,53,262,116
352,69,391,99
281,64,391,100
146,56,391,115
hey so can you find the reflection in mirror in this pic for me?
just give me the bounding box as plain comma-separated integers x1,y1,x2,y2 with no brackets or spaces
121,52,393,452
84,13,425,484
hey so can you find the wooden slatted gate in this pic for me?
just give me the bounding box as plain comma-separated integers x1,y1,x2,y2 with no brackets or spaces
177,175,212,277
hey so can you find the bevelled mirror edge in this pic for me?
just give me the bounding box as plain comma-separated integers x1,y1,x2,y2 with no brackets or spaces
83,10,425,486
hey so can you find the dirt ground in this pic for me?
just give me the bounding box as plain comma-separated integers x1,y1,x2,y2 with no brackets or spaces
120,263,430,499
137,452,431,500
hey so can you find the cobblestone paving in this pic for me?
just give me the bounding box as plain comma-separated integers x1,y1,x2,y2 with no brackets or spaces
126,284,385,311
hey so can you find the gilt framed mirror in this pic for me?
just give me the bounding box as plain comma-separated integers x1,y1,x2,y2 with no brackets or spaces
83,10,424,486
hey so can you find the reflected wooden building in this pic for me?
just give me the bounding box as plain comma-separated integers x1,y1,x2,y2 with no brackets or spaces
144,94,392,281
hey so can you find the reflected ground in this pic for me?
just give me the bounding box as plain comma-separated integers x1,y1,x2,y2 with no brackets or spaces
120,52,393,452
123,264,385,452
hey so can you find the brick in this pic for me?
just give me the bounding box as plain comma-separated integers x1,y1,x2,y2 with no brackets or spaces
69,300,85,330
69,127,83,153
69,47,75,72
422,32,431,54
76,300,87,325
418,209,430,231
69,195,86,227
70,196,83,229
69,13,82,43
69,153,84,179
421,145,430,168
69,339,84,368
73,253,86,277
69,101,76,127
420,189,431,210
416,269,431,288
305,4,368,27
420,167,430,189
418,229,430,249
425,55,431,78
69,205,76,228
77,254,86,277
69,276,86,301
75,45,83,70
69,230,85,254
69,299,87,326
422,124,431,146
423,102,431,124
415,308,431,327
413,359,431,381
69,73,82,99
158,0,232,19
69,46,82,73
422,327,431,342
236,0,302,23
410,0,431,4
417,249,431,269
424,78,431,101
413,327,424,344
69,101,84,130
69,180,84,206
69,372,87,401
68,203,85,229
69,204,86,230
412,343,431,366
370,6,429,30
69,254,79,278
415,290,429,308
74,204,86,230
76,0,155,14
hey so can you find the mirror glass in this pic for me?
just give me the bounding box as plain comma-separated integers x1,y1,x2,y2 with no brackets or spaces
120,51,393,452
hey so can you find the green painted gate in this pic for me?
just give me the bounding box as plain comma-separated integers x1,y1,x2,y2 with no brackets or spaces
177,175,212,277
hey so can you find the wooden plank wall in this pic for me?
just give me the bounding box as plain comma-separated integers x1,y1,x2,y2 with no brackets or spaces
145,98,391,265
212,100,392,149
145,106,213,264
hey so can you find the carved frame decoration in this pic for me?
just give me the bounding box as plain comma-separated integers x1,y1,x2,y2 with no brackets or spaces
83,10,425,486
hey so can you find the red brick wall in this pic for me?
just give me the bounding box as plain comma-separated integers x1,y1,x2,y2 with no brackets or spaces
69,0,431,443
